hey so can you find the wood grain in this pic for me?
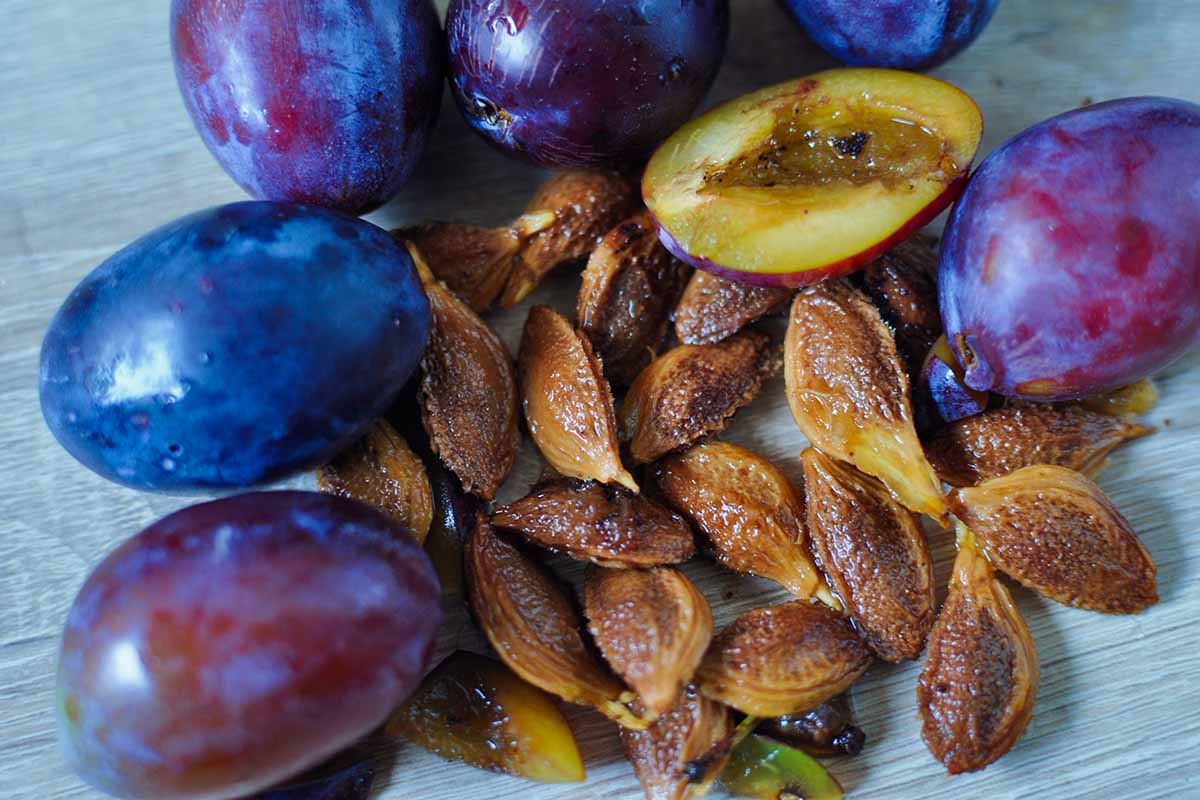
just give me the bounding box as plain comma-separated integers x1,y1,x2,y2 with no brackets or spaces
2,1,1199,798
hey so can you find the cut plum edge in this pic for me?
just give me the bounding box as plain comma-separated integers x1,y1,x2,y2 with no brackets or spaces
647,172,967,288
643,68,982,287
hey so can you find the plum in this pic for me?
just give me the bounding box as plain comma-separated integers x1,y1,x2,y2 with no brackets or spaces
57,491,441,800
939,97,1200,400
40,202,430,491
916,335,989,431
446,0,729,168
644,69,982,286
782,0,1000,70
171,0,443,214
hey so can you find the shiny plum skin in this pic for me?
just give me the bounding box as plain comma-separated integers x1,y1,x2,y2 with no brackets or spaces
39,202,430,491
781,0,999,70
446,0,729,168
171,0,443,214
57,491,441,800
917,353,989,432
940,98,1200,400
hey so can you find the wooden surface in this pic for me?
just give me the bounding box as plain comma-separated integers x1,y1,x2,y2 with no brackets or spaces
3,1,1199,798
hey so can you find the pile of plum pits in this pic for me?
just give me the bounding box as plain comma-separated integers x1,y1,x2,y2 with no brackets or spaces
37,1,1200,800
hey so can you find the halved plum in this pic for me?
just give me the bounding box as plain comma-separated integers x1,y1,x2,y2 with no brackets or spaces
643,69,982,287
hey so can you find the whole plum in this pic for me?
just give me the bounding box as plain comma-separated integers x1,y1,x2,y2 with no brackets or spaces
40,202,430,491
171,0,443,214
940,97,1200,400
57,491,441,800
446,0,729,168
781,0,999,70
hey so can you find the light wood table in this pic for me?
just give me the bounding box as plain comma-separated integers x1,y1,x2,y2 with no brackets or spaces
3,1,1198,798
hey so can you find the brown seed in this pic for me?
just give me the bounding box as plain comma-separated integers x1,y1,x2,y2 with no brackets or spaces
585,568,714,715
501,171,640,308
654,441,830,602
621,332,781,465
801,448,935,663
620,685,732,800
493,478,695,567
465,513,648,729
784,280,946,520
918,532,1039,774
951,465,1158,613
410,245,520,501
926,403,1154,487
518,305,638,490
856,233,942,380
577,212,691,386
317,419,433,544
673,270,793,346
394,223,519,313
696,600,873,717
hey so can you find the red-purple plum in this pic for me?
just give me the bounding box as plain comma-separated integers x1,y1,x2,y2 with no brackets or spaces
172,0,443,214
57,492,441,800
939,97,1200,400
446,0,729,168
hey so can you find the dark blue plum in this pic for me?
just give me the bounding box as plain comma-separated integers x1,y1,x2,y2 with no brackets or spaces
446,0,730,168
781,0,1000,70
172,0,443,215
40,202,430,491
57,491,440,800
939,98,1200,400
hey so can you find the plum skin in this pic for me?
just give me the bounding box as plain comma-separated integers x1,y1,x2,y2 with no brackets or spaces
781,0,1000,70
649,173,968,288
446,0,729,168
39,202,430,491
939,97,1200,400
57,491,441,800
171,0,443,215
916,348,989,432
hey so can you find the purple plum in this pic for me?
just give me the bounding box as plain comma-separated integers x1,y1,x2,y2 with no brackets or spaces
171,0,443,214
39,202,430,491
57,491,441,800
915,337,989,432
939,97,1200,400
446,0,729,168
781,0,1000,70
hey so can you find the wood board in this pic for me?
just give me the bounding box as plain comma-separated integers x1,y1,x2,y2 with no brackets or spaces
2,1,1198,797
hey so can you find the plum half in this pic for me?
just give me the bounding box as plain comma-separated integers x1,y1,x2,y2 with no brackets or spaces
644,69,982,287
